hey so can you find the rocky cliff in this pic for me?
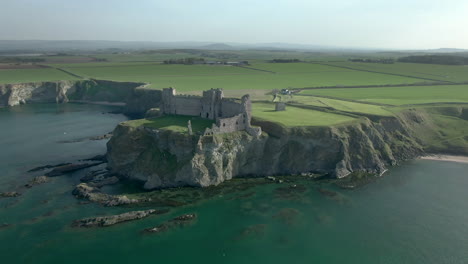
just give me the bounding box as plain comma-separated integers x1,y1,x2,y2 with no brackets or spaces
0,81,75,106
0,80,162,116
105,107,468,190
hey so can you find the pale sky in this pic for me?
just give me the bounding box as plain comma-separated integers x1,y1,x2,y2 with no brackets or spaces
1,0,468,49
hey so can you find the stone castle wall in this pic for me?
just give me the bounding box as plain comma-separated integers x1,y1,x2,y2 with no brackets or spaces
160,87,261,136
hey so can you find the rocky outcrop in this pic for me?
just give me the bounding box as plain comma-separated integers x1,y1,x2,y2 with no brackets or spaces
45,162,104,176
143,213,197,234
0,192,21,198
0,81,74,107
72,183,144,206
106,109,441,190
24,176,50,188
72,209,167,227
0,80,162,116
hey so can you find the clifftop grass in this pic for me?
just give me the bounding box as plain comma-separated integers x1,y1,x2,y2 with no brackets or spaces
252,102,356,127
123,115,214,133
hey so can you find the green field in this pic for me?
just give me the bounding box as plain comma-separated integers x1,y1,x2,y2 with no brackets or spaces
300,85,468,105
0,68,79,84
2,50,468,128
59,63,422,92
252,102,356,127
324,62,468,83
125,115,214,133
291,95,394,116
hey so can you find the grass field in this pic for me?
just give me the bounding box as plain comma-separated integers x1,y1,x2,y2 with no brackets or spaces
323,62,468,83
0,68,79,84
291,95,394,116
252,102,356,127
2,50,467,128
300,85,468,105
125,115,214,133
58,63,422,92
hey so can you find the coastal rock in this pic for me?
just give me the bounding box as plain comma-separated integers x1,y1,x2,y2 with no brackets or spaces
80,170,108,182
81,154,107,162
89,133,112,141
27,163,72,173
0,80,160,116
0,223,12,230
143,213,197,234
72,209,165,227
25,176,50,188
0,192,21,198
72,183,143,206
45,162,104,177
107,111,425,189
87,176,120,188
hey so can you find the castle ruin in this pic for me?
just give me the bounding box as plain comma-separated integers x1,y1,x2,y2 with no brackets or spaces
160,88,261,137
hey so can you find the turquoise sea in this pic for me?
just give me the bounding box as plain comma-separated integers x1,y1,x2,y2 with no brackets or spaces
0,104,467,264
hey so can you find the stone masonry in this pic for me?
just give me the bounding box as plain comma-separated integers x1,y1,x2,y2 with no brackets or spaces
160,87,261,137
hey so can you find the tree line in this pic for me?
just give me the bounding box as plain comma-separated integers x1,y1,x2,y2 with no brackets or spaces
398,55,468,65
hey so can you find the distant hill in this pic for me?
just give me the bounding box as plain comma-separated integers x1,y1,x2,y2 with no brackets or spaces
0,40,380,53
0,39,466,54
199,43,235,50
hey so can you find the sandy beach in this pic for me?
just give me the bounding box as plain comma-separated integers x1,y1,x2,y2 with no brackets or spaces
420,155,468,164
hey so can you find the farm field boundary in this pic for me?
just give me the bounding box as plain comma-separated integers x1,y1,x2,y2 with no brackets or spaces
308,62,458,84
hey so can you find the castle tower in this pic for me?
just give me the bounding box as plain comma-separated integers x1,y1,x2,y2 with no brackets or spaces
161,87,176,114
201,88,224,119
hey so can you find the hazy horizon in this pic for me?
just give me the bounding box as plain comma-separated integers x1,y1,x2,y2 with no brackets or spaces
1,0,468,50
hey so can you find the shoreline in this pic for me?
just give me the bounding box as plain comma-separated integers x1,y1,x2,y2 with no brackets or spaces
420,155,468,164
69,100,126,106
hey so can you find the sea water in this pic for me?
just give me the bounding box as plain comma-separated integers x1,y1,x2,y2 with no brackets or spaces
0,104,467,264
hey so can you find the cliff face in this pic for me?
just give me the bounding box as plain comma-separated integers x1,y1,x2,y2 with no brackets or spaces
0,80,161,116
0,81,75,106
107,110,438,189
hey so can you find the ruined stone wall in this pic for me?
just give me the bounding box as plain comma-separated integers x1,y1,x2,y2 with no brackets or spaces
221,99,243,118
161,88,203,116
173,97,203,116
217,114,248,133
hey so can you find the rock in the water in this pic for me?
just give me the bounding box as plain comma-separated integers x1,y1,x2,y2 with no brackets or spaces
72,209,166,227
81,154,107,162
0,223,11,229
0,192,21,198
80,170,108,182
89,133,112,141
172,213,197,221
72,183,144,206
25,176,50,188
27,163,71,173
143,213,197,234
87,176,120,188
46,162,104,177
